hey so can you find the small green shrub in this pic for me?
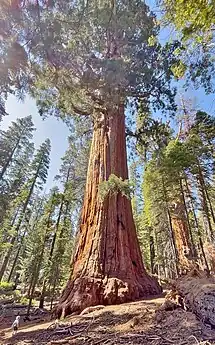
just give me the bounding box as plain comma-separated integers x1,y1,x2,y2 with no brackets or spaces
13,289,21,297
20,296,29,305
98,174,132,201
0,281,14,292
19,296,37,306
31,299,37,306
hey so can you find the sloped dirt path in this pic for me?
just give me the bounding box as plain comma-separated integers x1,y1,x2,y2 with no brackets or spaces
1,294,215,345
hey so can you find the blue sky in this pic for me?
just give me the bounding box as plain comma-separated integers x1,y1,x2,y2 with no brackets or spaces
2,95,70,190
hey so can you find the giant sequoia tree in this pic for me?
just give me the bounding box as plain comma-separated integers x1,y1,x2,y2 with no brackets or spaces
0,0,180,316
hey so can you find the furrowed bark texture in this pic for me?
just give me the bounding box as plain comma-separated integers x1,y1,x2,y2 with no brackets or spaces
171,201,193,272
56,106,161,318
176,274,215,327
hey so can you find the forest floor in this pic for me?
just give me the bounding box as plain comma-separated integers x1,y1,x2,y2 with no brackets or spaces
1,293,215,345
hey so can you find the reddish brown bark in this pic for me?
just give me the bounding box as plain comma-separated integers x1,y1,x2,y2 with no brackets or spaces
56,105,161,318
171,201,194,272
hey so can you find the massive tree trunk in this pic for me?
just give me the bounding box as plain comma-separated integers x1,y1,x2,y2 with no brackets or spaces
56,105,161,318
170,200,194,273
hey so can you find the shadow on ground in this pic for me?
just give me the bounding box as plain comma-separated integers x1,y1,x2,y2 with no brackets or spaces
2,298,215,345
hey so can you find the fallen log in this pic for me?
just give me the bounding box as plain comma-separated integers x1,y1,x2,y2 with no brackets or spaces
1,303,28,309
174,271,215,327
0,298,14,305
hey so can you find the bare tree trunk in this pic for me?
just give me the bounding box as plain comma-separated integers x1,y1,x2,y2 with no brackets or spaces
0,191,33,281
38,194,56,309
8,197,46,283
50,274,58,311
179,178,197,257
7,225,29,282
7,246,21,283
184,177,209,272
205,188,215,224
27,230,49,315
0,207,20,262
49,196,64,259
56,105,161,318
197,163,214,241
0,159,43,281
149,236,155,274
198,165,215,224
0,236,17,281
27,270,38,316
162,179,179,276
0,136,22,180
39,177,71,309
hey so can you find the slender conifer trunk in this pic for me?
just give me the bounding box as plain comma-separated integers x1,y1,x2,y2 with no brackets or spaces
179,178,196,257
0,176,38,281
197,163,214,240
0,136,22,180
39,192,64,308
184,177,209,272
162,179,179,276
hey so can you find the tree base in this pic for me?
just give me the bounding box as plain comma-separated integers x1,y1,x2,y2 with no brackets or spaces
55,275,162,318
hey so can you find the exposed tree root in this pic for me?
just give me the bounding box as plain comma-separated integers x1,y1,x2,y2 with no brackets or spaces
54,275,161,318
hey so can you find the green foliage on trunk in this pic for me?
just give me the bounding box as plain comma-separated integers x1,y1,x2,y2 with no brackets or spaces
99,174,132,201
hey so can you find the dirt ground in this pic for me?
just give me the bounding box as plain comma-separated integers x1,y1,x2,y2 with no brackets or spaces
1,294,215,345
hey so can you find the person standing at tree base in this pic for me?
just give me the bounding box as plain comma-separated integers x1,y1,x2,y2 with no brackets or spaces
12,315,20,336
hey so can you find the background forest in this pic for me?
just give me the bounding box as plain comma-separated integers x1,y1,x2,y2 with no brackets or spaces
0,0,215,313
